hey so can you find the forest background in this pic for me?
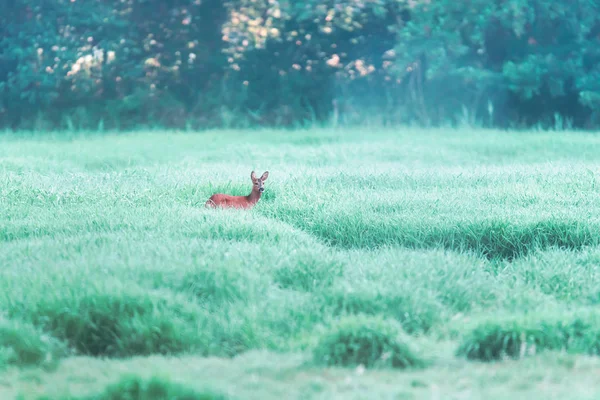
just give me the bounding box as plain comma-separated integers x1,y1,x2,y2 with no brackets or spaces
1,0,599,132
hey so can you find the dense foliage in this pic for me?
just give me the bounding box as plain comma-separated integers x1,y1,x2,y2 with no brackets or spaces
1,0,599,130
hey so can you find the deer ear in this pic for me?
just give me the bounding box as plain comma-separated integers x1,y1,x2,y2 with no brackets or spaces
260,171,269,181
251,171,257,181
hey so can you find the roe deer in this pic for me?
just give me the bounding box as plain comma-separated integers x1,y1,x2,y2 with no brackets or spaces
205,170,269,209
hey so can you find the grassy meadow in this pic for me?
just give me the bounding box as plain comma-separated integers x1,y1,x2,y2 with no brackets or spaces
2,127,600,399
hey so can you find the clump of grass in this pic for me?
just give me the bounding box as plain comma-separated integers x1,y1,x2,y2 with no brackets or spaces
0,317,68,369
20,287,204,358
456,322,556,361
457,313,600,361
74,375,228,399
313,315,425,369
18,282,272,358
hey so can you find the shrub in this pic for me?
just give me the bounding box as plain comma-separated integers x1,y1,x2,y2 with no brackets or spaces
392,0,600,128
313,315,425,369
0,0,229,130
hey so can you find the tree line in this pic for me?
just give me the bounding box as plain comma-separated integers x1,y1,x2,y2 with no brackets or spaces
1,0,599,131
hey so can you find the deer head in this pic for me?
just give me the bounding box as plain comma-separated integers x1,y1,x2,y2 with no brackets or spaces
251,170,269,193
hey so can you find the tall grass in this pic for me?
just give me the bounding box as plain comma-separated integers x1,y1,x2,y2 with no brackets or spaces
2,127,600,397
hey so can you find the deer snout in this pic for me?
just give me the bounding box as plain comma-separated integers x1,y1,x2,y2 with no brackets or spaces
259,187,264,192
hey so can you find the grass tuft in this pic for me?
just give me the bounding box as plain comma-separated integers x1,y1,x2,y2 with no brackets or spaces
456,322,554,361
71,375,228,399
20,288,203,358
457,313,600,361
313,315,425,369
0,317,67,369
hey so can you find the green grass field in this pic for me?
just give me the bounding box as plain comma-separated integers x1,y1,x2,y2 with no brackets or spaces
2,127,600,399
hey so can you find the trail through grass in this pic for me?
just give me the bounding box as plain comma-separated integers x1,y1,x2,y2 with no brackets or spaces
2,127,600,399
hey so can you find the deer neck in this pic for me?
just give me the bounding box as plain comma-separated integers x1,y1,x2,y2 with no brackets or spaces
246,189,262,204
